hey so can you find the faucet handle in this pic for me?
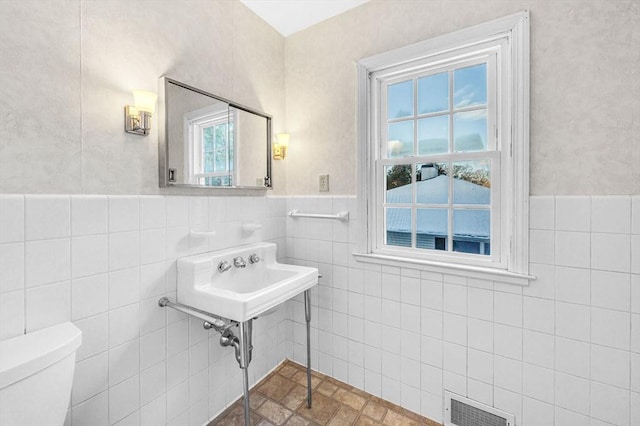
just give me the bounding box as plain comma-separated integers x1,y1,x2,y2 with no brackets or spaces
233,256,247,268
217,261,232,273
248,253,260,264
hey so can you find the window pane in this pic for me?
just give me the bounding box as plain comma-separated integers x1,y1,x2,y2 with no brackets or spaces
453,110,487,152
453,209,490,255
453,63,487,108
416,163,448,204
452,161,490,205
387,80,414,119
387,121,414,158
385,165,412,204
418,115,449,155
203,127,214,151
386,208,411,247
204,152,214,173
417,209,447,250
418,72,449,114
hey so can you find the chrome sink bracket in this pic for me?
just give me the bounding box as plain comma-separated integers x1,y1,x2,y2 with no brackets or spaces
304,289,312,408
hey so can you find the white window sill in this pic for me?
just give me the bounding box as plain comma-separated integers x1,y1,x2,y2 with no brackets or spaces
352,252,535,286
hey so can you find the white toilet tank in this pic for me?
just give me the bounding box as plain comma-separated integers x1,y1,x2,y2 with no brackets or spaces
0,322,82,426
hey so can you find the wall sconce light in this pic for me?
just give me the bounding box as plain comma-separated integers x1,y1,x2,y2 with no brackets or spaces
273,133,290,160
125,90,157,136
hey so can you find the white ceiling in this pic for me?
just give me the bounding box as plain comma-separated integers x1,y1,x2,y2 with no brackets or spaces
240,0,370,37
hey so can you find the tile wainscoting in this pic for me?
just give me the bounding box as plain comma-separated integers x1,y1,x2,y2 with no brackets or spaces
0,194,638,425
284,195,639,426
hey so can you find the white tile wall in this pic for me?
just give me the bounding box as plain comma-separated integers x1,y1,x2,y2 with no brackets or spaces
0,194,288,426
286,195,640,426
1,194,638,426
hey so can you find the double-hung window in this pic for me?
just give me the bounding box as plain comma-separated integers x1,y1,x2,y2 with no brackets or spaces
356,12,531,282
185,105,236,186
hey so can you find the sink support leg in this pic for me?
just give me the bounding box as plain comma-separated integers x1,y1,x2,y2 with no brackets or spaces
238,320,252,426
304,289,312,408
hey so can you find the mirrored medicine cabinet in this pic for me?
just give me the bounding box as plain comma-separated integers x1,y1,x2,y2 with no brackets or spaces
158,76,272,189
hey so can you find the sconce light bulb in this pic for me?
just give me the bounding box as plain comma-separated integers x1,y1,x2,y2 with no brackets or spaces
276,133,290,148
133,90,157,114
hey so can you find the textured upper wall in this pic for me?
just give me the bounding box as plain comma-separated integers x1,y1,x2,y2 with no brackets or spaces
284,0,640,195
0,0,286,194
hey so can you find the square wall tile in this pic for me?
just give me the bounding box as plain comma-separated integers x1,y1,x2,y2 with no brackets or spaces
25,195,70,240
591,344,630,389
26,281,70,332
523,363,554,403
467,348,492,384
555,231,590,268
524,263,554,300
555,266,590,305
529,196,554,230
109,375,140,425
467,287,493,321
109,339,140,386
0,195,24,243
71,234,108,278
592,233,631,272
25,238,70,287
71,195,107,236
140,196,166,230
493,355,522,393
522,397,554,426
591,270,631,311
467,318,493,353
529,230,555,265
140,228,166,265
590,381,630,426
109,231,140,271
554,372,589,415
523,296,554,334
555,301,590,342
591,307,630,350
494,324,522,360
71,391,108,426
555,336,589,378
74,313,108,361
109,303,139,348
443,283,466,315
592,196,631,234
71,274,108,320
109,267,140,309
493,292,522,327
109,196,139,233
72,352,108,406
555,196,590,232
523,330,554,369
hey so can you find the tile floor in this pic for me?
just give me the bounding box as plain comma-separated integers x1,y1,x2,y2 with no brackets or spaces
209,360,442,426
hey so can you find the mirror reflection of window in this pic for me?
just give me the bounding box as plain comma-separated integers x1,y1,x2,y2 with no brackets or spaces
184,104,236,186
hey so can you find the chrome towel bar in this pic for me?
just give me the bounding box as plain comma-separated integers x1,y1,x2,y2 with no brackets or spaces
288,209,349,222
158,297,228,330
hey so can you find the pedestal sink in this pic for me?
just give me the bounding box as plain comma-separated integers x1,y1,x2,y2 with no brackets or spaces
173,242,318,426
176,242,317,321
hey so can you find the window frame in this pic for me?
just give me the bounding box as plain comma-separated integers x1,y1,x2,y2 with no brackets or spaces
356,11,532,284
183,105,238,186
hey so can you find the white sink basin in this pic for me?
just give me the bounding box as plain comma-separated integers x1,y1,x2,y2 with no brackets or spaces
177,242,318,322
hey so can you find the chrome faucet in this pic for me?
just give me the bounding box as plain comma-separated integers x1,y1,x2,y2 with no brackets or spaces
248,253,260,264
233,256,247,268
217,261,232,273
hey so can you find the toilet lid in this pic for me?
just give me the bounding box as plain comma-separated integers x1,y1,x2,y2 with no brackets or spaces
0,322,82,389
